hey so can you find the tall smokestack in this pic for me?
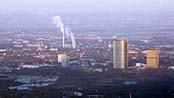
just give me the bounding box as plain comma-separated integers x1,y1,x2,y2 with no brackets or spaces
52,16,65,48
52,16,76,48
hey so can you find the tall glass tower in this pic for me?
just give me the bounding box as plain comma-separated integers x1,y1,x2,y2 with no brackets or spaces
113,38,128,70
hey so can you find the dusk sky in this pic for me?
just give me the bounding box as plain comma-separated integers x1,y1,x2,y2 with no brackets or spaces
0,0,174,14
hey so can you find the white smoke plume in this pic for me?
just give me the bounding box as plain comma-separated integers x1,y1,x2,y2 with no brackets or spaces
69,30,76,48
64,27,70,37
52,16,76,48
52,16,65,35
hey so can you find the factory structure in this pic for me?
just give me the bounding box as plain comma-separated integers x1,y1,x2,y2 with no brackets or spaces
53,16,76,49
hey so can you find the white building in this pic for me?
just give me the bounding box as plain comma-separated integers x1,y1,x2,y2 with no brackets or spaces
58,54,69,67
113,38,128,69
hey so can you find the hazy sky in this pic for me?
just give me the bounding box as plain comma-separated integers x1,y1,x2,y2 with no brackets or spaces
0,0,174,14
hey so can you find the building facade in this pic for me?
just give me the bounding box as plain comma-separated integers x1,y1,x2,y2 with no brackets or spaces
58,54,69,67
146,49,159,69
113,38,128,70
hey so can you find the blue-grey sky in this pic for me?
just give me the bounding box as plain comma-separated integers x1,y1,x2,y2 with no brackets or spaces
0,0,174,14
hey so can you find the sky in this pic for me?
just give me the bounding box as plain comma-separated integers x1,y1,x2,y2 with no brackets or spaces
0,0,174,14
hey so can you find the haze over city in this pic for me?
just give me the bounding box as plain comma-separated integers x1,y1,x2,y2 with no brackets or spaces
0,0,174,14
1,0,174,98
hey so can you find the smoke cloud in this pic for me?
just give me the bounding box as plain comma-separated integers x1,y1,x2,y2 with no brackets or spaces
69,29,76,49
52,16,76,48
52,16,65,35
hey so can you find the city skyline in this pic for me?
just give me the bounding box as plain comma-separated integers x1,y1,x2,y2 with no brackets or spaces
0,0,174,97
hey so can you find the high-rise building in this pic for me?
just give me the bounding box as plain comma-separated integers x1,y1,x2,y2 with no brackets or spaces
146,49,159,69
113,38,128,70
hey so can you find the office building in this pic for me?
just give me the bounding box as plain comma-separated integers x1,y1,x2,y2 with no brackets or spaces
146,49,159,69
113,38,128,70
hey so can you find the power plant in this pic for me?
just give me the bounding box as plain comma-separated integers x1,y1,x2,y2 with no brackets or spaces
52,16,76,49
